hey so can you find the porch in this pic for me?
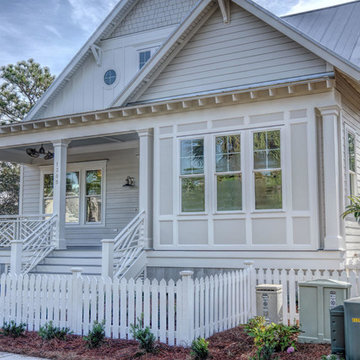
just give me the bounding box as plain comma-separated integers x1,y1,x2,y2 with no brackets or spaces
0,130,153,277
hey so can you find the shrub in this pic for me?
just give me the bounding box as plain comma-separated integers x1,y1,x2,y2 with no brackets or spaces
191,337,210,360
245,316,300,358
130,316,157,353
84,320,105,349
1,320,26,338
39,321,72,340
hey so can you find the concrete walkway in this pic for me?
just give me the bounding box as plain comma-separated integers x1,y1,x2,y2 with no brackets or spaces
0,353,49,359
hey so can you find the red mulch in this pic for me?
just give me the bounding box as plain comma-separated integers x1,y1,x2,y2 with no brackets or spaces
0,327,331,360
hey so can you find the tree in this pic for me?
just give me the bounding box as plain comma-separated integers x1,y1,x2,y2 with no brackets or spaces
0,59,54,214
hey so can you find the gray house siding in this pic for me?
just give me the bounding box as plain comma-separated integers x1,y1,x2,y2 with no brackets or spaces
21,148,139,247
139,3,327,102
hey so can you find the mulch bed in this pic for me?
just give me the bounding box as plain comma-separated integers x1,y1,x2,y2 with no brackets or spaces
0,327,331,360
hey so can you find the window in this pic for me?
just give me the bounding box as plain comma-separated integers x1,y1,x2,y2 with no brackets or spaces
139,50,151,70
180,138,205,212
104,69,117,85
42,162,105,225
347,131,357,196
215,135,242,211
253,130,282,210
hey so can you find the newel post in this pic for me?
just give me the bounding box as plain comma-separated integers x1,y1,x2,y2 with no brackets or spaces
10,240,23,275
101,239,114,279
244,261,256,317
71,267,83,334
178,270,195,346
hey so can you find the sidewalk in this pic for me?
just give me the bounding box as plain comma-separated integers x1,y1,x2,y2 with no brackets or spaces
0,353,49,359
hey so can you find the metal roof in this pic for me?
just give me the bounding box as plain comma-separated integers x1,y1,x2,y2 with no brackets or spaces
283,1,360,68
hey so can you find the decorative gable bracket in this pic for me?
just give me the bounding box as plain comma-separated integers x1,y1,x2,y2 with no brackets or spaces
218,0,231,23
90,44,103,67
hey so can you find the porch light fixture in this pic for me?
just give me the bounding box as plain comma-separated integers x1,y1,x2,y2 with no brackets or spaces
26,144,54,160
123,176,135,187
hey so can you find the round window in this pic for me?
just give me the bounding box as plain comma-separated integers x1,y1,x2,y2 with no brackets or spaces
104,69,117,85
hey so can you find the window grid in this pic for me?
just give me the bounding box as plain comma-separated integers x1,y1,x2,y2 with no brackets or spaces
139,50,151,70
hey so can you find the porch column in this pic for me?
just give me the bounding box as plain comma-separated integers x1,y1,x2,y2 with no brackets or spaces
52,139,70,249
318,106,344,250
137,129,154,249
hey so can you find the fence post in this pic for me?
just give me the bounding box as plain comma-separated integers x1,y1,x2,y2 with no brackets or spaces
71,267,83,334
101,239,114,279
244,261,256,318
10,240,23,275
178,270,195,347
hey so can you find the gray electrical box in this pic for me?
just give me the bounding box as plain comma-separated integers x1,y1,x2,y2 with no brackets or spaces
256,284,283,324
344,297,360,360
299,279,351,343
330,305,345,355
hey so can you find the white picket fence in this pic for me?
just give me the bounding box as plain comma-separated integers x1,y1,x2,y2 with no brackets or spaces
254,267,360,325
0,267,253,345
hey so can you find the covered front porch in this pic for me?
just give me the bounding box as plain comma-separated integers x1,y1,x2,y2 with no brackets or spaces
0,129,153,276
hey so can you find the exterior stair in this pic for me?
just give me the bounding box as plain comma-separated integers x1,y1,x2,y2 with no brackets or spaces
30,246,102,276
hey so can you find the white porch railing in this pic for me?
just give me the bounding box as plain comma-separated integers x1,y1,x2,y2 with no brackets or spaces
0,215,57,274
0,215,51,247
113,211,145,278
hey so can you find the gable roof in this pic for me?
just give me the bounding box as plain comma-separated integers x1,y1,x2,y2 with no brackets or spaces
113,0,360,107
283,1,360,68
26,0,360,121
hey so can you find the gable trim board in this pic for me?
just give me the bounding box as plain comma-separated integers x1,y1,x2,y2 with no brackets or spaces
24,0,141,122
113,0,360,108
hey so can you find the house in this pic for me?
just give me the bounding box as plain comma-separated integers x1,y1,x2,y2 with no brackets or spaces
0,0,360,279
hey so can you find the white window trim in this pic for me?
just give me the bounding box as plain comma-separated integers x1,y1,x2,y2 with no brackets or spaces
345,126,357,198
178,136,207,215
137,46,159,70
40,160,107,227
212,132,245,215
250,127,285,213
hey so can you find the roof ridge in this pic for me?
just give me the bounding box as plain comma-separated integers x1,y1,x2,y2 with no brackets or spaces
282,0,360,18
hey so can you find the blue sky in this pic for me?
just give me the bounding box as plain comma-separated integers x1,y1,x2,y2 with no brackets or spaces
0,0,354,75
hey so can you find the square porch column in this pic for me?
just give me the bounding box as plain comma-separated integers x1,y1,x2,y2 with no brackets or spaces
318,106,344,251
137,129,154,249
52,139,70,249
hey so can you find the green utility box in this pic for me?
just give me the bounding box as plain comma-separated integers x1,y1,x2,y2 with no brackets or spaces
330,305,345,355
299,279,351,343
344,297,360,360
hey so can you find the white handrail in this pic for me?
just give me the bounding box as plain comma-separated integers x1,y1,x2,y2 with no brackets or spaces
113,211,145,278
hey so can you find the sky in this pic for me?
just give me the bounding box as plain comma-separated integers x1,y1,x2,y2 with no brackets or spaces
0,0,355,76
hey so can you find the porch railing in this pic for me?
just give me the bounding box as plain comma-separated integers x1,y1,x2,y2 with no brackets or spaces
110,211,146,279
0,214,57,274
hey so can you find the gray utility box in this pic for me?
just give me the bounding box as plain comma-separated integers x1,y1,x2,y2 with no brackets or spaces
299,279,351,343
344,297,360,360
330,305,345,355
256,284,283,324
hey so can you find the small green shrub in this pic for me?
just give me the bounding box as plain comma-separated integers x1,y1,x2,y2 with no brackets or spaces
1,320,26,338
245,316,300,358
130,316,157,353
84,320,105,349
191,337,209,360
39,321,72,340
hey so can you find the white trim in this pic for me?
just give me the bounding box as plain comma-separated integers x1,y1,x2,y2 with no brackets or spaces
345,125,357,198
40,160,107,227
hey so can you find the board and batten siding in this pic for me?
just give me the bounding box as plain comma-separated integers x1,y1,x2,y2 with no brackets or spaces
139,3,327,102
336,72,360,263
21,148,139,247
153,97,320,251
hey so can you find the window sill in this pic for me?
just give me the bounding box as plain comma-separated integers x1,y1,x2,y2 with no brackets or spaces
251,209,285,214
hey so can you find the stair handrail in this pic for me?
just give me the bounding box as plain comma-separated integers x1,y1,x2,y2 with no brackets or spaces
113,211,145,278
21,214,57,274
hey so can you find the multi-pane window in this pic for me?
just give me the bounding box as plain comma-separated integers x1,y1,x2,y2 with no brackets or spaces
180,139,205,212
86,170,102,223
139,50,151,70
347,131,356,196
42,166,103,225
215,135,242,211
253,130,282,210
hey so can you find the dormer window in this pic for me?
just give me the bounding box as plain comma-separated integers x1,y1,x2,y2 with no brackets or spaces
139,50,151,70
